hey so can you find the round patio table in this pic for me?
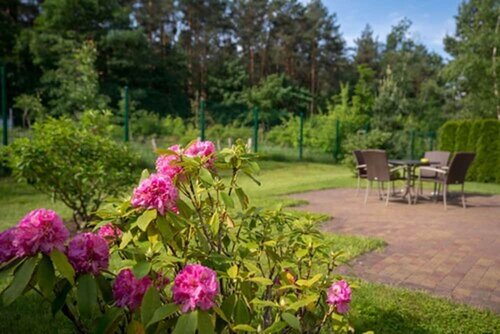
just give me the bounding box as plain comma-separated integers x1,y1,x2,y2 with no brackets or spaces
389,159,431,204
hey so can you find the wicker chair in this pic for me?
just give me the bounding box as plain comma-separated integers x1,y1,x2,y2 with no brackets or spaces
418,152,475,209
353,150,367,196
419,151,450,196
362,150,404,206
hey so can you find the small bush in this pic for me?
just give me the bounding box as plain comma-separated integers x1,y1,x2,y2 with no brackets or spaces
466,120,483,181
454,120,470,152
342,129,392,171
438,120,459,151
475,119,500,183
9,115,139,227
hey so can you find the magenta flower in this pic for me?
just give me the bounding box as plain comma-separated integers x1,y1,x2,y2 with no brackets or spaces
156,145,183,179
0,228,17,263
131,174,179,215
326,280,352,314
13,209,69,257
67,232,109,275
97,223,122,244
113,269,152,311
185,140,216,168
172,264,219,313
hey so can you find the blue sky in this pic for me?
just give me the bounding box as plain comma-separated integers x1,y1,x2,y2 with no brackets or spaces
319,0,461,59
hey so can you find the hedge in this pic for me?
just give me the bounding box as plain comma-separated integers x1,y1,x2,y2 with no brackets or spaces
438,119,500,183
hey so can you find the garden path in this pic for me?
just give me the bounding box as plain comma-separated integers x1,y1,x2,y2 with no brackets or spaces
290,188,500,313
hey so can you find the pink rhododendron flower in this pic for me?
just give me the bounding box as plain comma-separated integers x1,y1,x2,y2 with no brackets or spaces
156,145,183,179
67,232,109,275
131,174,179,215
13,209,69,257
0,228,17,263
97,223,122,244
113,269,152,311
185,140,216,168
172,264,219,313
326,280,352,314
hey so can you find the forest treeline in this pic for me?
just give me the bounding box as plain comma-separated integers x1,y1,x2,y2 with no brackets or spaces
1,0,498,131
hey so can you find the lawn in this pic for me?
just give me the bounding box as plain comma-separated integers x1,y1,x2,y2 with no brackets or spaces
0,160,499,333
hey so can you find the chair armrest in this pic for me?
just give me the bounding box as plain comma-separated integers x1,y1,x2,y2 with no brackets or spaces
420,166,447,174
390,166,406,172
356,164,366,169
441,166,449,170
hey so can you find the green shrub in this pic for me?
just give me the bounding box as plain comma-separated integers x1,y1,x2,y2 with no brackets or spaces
475,119,500,183
131,110,164,137
0,146,11,177
9,115,139,227
342,129,392,171
465,120,483,181
454,120,470,152
438,120,459,151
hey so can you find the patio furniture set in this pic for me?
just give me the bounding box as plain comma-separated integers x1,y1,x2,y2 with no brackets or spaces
353,150,476,209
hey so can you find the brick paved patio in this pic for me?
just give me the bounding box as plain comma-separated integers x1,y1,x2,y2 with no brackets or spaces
290,188,500,313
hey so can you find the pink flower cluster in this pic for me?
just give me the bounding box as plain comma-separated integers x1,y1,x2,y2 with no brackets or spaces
185,140,216,168
13,209,69,257
67,232,109,275
326,280,352,314
0,228,16,263
131,174,179,215
113,269,152,311
172,264,219,313
155,145,183,179
97,223,122,244
155,140,216,179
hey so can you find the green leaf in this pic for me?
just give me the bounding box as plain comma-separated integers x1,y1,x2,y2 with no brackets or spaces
235,187,249,209
137,209,157,231
50,249,75,284
173,311,197,334
120,231,133,249
95,307,123,334
77,273,97,317
232,324,257,332
176,199,194,218
132,261,151,279
37,254,55,298
235,298,250,325
248,277,273,285
140,169,150,182
2,257,38,306
51,280,72,315
262,321,287,334
199,167,214,185
220,192,234,208
197,310,214,334
281,312,300,331
141,286,161,326
146,303,178,328
250,299,279,308
296,273,322,288
227,265,238,279
209,212,220,237
126,320,145,334
286,294,318,311
96,274,113,303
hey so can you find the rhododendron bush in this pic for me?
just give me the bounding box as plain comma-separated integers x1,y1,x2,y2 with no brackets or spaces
0,140,354,333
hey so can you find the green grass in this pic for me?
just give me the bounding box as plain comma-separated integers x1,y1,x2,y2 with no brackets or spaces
1,160,499,333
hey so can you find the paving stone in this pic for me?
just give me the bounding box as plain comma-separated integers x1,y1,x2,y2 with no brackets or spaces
290,188,500,313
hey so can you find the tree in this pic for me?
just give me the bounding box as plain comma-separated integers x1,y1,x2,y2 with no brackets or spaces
444,0,500,119
354,24,379,71
13,93,45,127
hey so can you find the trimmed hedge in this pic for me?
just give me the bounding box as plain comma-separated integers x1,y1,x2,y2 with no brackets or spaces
438,119,500,183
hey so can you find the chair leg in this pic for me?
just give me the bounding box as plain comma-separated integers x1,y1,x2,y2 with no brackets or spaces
356,175,360,196
443,184,447,210
461,183,466,209
385,182,390,206
364,180,371,205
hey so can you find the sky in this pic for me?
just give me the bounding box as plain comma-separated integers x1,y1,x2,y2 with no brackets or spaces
319,0,462,59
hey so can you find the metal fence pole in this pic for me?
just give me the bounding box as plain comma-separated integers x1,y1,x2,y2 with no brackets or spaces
199,99,205,141
123,86,129,142
253,107,258,152
299,112,304,160
1,66,7,146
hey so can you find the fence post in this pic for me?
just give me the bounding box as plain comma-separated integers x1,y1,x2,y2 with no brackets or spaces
123,86,129,142
299,112,304,160
199,99,205,141
334,119,340,162
253,107,258,152
1,66,7,146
